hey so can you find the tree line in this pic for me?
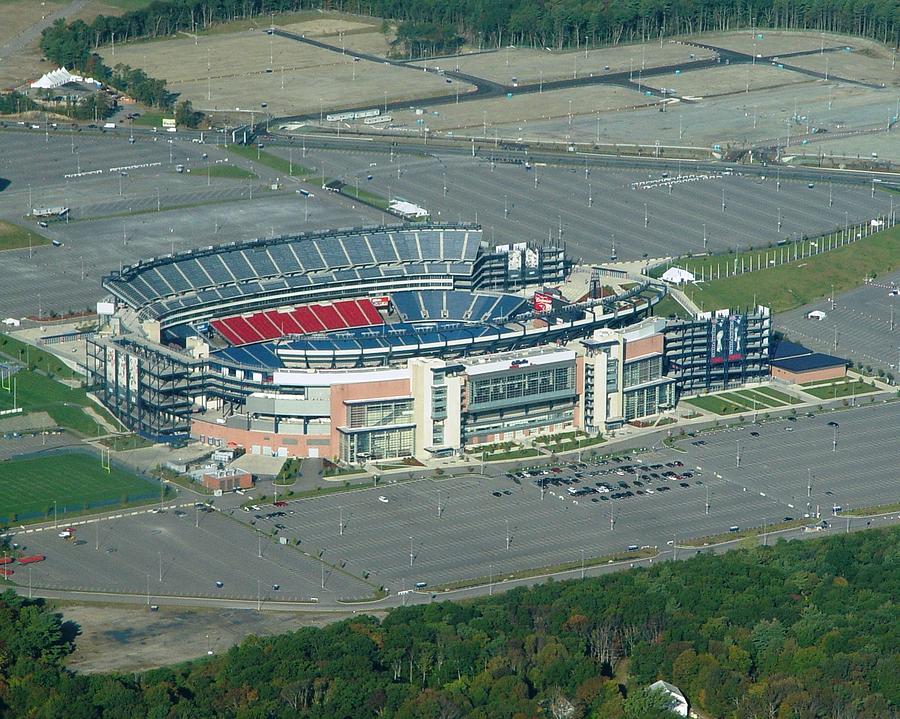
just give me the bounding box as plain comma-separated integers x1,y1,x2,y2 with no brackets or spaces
0,526,897,718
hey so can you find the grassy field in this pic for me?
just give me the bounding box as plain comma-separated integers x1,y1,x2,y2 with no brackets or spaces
0,453,158,524
200,165,258,180
685,394,751,415
130,111,169,128
680,224,899,314
652,295,691,319
341,185,390,211
0,334,80,380
227,144,315,179
752,386,802,404
802,380,879,400
0,336,120,436
0,220,50,252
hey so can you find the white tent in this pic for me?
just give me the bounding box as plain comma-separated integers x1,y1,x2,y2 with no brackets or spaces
31,67,100,89
661,267,696,285
31,67,76,89
649,681,689,717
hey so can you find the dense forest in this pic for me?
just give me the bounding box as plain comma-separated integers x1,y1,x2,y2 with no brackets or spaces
40,0,898,74
0,527,897,718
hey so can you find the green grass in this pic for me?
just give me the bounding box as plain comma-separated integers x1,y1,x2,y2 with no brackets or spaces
753,386,802,405
130,111,168,128
685,394,750,415
0,220,50,252
0,453,159,524
0,339,120,436
196,165,258,180
732,389,782,408
227,144,315,179
679,224,900,314
97,434,154,451
0,334,79,379
483,448,541,462
340,186,391,211
652,295,691,319
802,380,879,400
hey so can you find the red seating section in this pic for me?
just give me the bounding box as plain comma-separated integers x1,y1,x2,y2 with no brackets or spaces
211,299,383,346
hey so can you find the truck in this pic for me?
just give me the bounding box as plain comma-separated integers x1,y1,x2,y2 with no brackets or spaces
17,555,45,565
103,122,116,129
176,164,185,173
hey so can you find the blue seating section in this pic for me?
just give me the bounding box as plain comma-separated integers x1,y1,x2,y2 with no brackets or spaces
105,228,481,313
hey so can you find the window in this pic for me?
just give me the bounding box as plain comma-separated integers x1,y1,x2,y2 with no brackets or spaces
469,364,575,407
348,399,413,428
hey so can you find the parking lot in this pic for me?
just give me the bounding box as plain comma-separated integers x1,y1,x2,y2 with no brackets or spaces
225,401,899,593
287,144,894,263
775,268,900,373
8,401,897,602
0,130,381,318
14,503,372,603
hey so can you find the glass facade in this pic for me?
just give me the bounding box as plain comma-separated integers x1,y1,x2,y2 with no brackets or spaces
622,355,662,388
623,383,675,420
469,365,575,408
348,399,413,429
340,426,414,463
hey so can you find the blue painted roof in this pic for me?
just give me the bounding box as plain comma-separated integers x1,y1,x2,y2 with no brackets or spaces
771,353,846,372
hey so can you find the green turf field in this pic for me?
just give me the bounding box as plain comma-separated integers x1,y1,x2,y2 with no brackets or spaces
752,386,802,405
0,453,160,524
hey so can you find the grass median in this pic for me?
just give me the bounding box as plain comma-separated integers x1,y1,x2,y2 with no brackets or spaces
0,220,50,252
431,547,658,593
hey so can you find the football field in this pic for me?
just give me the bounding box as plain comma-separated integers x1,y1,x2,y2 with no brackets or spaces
0,452,160,524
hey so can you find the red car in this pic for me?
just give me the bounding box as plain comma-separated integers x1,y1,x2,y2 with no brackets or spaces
273,501,287,507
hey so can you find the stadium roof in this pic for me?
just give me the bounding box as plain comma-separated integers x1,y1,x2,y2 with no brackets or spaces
770,353,846,372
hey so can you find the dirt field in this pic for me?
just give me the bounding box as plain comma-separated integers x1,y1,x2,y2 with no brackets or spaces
781,50,899,87
101,31,468,116
411,41,716,85
643,63,815,97
392,85,655,133
0,0,65,89
61,602,362,673
0,0,64,46
695,30,887,58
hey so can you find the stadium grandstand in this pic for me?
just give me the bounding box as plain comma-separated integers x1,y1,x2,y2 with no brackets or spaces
88,224,669,447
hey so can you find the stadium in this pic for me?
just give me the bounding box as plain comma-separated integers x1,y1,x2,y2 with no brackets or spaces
87,223,673,460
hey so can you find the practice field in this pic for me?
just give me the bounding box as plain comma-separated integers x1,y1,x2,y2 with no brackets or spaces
101,31,470,117
412,41,715,85
0,452,158,523
781,50,899,87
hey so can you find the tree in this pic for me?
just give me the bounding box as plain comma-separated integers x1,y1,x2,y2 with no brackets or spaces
174,99,202,128
623,686,681,719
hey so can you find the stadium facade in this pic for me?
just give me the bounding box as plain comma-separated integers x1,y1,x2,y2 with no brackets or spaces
86,223,770,462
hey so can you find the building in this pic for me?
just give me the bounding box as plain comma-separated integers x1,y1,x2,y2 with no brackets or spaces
200,467,253,492
648,680,689,717
581,318,676,431
664,307,771,394
768,339,846,384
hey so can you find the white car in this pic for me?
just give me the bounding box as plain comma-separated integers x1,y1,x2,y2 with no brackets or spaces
377,496,389,503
